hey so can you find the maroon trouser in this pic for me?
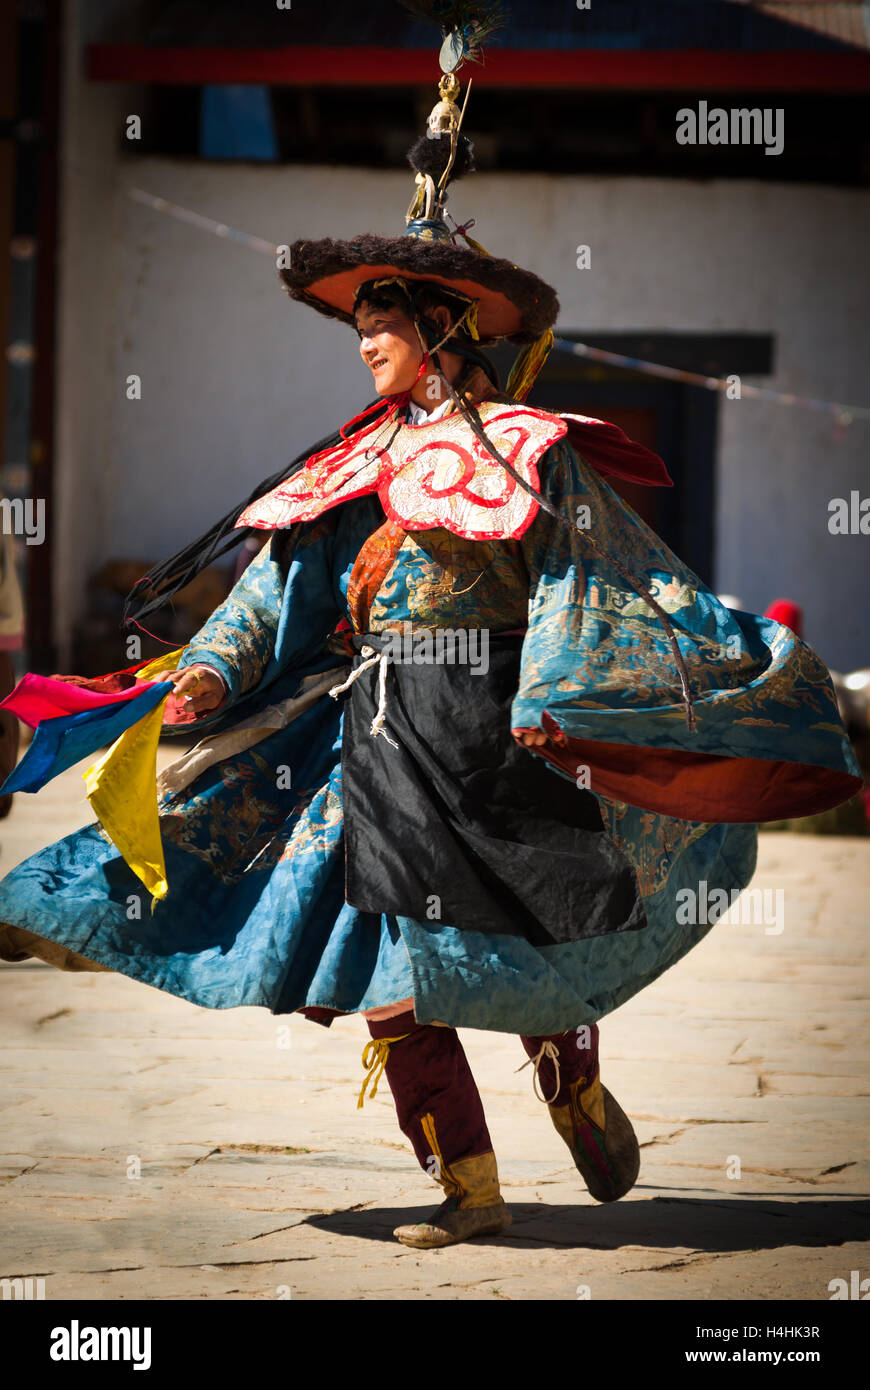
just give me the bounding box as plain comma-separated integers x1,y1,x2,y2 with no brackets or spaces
367,1010,600,1174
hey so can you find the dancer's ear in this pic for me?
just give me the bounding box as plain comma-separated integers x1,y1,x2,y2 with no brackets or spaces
429,305,453,335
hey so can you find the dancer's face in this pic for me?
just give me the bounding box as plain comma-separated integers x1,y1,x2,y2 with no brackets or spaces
354,297,460,399
354,298,425,396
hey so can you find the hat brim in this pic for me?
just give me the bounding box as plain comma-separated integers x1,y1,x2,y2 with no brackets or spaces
280,234,559,346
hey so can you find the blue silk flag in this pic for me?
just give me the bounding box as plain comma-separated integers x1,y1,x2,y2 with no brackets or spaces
0,682,174,794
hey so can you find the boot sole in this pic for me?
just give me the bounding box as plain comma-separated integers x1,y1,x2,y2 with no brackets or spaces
572,1085,640,1203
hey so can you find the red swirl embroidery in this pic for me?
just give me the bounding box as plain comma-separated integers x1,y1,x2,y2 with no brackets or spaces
398,425,531,512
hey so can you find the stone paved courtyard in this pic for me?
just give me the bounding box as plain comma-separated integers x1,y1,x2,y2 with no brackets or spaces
1,753,868,1300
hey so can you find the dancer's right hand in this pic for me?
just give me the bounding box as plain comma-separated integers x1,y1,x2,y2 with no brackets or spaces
168,665,226,716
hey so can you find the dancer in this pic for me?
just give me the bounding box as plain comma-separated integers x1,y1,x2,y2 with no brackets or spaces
0,15,859,1249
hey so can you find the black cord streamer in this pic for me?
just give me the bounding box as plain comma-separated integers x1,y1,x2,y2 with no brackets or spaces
122,401,391,635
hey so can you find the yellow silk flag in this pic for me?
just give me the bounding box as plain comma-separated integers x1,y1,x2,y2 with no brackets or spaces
134,646,186,682
83,646,186,909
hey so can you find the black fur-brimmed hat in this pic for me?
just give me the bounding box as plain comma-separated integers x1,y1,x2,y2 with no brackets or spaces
278,13,559,348
280,231,559,347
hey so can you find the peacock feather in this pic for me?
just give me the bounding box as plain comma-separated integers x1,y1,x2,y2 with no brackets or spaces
397,0,506,67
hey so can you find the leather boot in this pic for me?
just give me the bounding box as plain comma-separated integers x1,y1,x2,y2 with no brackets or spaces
393,1147,511,1249
520,1024,639,1203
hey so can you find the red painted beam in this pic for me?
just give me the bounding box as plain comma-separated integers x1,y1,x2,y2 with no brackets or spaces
86,45,870,91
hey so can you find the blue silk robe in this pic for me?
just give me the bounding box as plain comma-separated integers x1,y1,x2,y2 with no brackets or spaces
0,439,858,1033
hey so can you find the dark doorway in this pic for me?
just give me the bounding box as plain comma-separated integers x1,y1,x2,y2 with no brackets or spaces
493,332,774,588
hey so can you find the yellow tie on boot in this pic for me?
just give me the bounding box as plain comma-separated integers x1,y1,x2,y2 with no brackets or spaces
357,1034,412,1109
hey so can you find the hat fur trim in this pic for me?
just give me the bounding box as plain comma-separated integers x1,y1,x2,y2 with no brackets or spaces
280,233,559,346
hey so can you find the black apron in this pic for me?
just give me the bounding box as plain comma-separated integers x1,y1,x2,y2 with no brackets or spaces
339,632,646,948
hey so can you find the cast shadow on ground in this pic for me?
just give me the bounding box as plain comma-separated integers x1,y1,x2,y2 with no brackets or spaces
306,1196,870,1251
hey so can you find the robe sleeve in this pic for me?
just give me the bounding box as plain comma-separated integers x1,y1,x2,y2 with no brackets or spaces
175,516,342,708
513,438,861,823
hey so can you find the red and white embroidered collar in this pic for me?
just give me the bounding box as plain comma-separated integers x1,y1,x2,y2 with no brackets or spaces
236,402,567,542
